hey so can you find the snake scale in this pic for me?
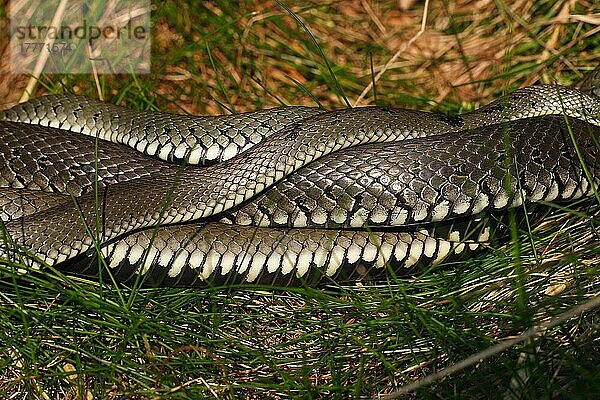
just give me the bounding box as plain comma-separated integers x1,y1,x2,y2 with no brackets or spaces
1,67,599,286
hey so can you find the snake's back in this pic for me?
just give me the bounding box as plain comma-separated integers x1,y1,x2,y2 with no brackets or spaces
1,68,599,286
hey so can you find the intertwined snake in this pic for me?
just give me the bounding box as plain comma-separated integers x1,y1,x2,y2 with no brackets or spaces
1,67,599,286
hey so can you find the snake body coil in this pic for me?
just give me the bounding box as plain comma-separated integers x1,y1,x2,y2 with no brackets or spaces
1,70,599,286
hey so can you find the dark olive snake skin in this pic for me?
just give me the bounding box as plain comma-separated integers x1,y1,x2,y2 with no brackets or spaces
1,68,599,286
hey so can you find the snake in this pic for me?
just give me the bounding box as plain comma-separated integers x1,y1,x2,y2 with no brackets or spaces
1,67,599,286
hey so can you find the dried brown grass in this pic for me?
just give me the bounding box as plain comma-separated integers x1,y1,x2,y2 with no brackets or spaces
1,0,598,112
